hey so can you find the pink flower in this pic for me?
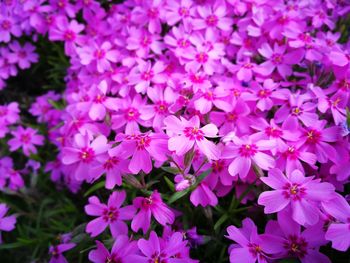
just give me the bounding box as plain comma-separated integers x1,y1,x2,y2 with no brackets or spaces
192,0,233,32
8,126,44,156
78,41,119,72
61,133,110,181
128,60,167,94
0,102,20,125
49,16,84,55
257,43,304,78
131,191,175,233
0,203,16,243
85,191,136,237
164,115,220,160
323,194,350,252
88,237,138,263
111,94,153,134
222,135,276,179
258,169,335,226
0,14,21,43
164,0,194,30
49,243,76,263
129,231,194,262
226,218,283,263
8,41,38,69
113,132,169,174
131,0,163,34
265,209,330,262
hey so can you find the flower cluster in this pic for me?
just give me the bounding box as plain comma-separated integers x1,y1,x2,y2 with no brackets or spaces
0,0,349,262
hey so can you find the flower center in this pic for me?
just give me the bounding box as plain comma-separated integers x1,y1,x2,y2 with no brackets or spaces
306,129,321,144
148,8,159,18
184,127,204,141
265,126,283,138
271,53,283,64
177,38,190,48
64,30,75,41
94,94,106,103
1,20,11,30
94,49,106,59
239,144,258,157
141,70,154,81
125,107,140,121
283,235,308,258
204,91,214,101
141,35,152,47
155,101,168,114
283,183,306,200
79,147,95,163
20,133,31,144
103,207,119,222
257,89,271,98
291,107,302,115
178,7,189,16
212,160,224,173
136,135,151,150
196,52,208,63
206,15,218,26
103,157,119,170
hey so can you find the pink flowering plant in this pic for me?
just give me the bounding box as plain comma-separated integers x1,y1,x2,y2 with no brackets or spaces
0,0,350,262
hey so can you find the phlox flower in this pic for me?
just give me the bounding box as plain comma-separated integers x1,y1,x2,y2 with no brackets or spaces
131,191,175,234
49,16,84,55
264,209,330,263
78,41,119,73
49,242,76,263
222,135,276,179
8,41,38,69
128,60,167,94
131,0,164,34
113,132,168,174
126,27,164,57
164,0,194,30
0,203,16,243
226,218,283,263
61,133,110,181
192,0,233,32
8,126,44,156
193,86,232,114
0,14,21,43
257,43,304,78
85,191,136,237
129,231,195,263
0,102,19,125
111,94,153,134
258,168,335,226
164,115,220,160
88,237,138,263
322,194,350,252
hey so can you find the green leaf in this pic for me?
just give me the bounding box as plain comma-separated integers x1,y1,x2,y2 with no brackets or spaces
194,169,212,186
167,189,190,204
214,214,229,231
164,176,175,191
0,242,27,250
83,180,106,197
161,166,181,175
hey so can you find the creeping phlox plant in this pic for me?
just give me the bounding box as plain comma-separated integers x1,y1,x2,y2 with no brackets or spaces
0,0,349,262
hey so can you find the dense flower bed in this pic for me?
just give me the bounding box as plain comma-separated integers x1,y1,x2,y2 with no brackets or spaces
0,0,349,262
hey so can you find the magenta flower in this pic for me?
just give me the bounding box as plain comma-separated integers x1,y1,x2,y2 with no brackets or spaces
49,16,84,55
0,102,20,125
192,0,233,32
0,14,21,43
49,243,76,263
113,132,168,174
0,203,16,243
222,135,276,179
265,209,330,263
111,94,152,134
85,191,136,237
8,126,44,156
164,115,220,160
296,121,340,163
165,0,194,29
131,191,175,234
78,41,119,72
128,60,167,94
193,86,232,114
129,231,193,262
8,41,38,69
226,218,283,263
258,169,335,226
323,194,350,251
61,133,110,181
89,237,138,263
257,43,304,78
